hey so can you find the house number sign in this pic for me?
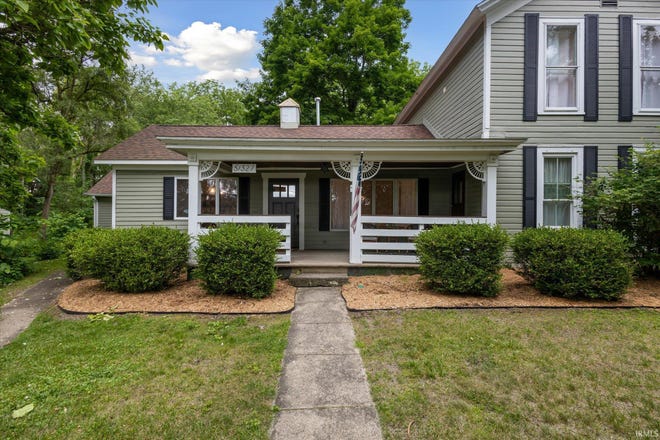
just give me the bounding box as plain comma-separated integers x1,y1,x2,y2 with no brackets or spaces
232,164,257,173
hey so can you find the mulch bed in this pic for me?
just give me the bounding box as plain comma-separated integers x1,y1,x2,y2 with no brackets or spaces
58,278,296,314
342,269,660,310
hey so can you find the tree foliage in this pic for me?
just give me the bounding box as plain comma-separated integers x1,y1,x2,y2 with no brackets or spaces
129,69,248,126
243,0,427,125
0,0,165,212
581,146,660,275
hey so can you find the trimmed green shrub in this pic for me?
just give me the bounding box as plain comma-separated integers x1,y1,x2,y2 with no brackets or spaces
196,224,282,298
415,223,509,297
512,228,633,301
64,226,189,292
63,228,111,281
97,227,189,292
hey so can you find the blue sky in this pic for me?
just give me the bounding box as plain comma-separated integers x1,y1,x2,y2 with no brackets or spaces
129,0,480,85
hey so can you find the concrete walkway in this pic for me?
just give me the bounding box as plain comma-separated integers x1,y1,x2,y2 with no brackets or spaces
270,287,382,440
0,271,71,348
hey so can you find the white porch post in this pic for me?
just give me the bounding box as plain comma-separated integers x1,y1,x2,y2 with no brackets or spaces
485,158,498,225
187,153,199,257
349,155,362,264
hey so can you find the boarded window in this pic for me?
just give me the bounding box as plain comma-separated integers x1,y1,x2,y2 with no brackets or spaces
330,179,350,230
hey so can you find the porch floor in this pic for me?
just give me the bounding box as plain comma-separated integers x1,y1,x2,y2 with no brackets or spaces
277,250,419,268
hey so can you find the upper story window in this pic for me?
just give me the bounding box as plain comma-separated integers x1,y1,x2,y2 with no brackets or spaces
634,20,660,114
539,18,584,114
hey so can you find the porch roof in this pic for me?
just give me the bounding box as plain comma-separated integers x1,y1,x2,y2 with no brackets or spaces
159,136,526,162
94,124,526,164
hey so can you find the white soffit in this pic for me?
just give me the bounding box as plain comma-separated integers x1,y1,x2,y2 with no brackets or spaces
478,0,533,25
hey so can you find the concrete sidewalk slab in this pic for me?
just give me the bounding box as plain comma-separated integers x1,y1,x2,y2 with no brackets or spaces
0,271,71,347
291,299,351,324
271,406,382,440
295,287,341,304
275,353,375,408
271,285,382,439
287,322,357,355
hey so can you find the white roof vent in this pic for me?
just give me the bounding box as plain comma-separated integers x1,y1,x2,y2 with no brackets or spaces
278,98,300,129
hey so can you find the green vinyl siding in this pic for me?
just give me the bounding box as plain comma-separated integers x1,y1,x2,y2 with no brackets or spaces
490,0,660,233
115,168,188,230
408,31,484,138
96,197,112,229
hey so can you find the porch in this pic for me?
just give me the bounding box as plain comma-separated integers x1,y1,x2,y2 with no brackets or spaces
157,131,525,265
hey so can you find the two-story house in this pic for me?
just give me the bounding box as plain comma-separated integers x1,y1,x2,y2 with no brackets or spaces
87,0,659,265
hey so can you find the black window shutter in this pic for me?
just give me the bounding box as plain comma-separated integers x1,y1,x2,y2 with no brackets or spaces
618,145,632,169
163,177,174,220
318,178,330,231
583,146,598,181
584,15,599,122
619,15,633,122
582,146,598,228
238,177,250,214
523,13,540,122
522,146,537,228
417,178,429,216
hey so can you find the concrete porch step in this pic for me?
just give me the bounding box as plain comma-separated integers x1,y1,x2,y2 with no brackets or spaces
288,271,349,288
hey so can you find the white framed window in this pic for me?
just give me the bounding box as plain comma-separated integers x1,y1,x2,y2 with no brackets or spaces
538,18,585,114
200,177,238,215
633,20,660,114
537,147,584,227
174,177,188,219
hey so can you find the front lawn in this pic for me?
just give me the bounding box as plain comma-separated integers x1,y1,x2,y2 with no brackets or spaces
0,312,289,439
353,309,659,439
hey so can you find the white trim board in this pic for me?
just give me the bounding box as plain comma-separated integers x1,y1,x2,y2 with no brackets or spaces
111,169,117,229
261,173,306,250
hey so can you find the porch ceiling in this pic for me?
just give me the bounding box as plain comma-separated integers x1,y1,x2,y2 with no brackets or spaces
158,137,527,162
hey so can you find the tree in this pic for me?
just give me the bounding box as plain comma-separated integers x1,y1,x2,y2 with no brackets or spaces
0,0,165,213
243,0,427,125
129,69,249,127
581,146,660,276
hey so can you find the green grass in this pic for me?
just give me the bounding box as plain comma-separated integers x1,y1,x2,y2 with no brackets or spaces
0,259,65,306
353,309,660,439
0,312,289,439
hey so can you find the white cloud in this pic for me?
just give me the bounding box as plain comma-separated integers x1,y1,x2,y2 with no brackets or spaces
164,58,184,67
200,67,261,82
128,21,260,84
129,51,158,67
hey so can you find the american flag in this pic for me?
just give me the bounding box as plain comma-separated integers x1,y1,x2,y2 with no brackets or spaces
350,153,364,233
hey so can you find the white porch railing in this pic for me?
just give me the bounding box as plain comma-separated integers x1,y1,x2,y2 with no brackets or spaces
194,215,292,263
359,215,488,264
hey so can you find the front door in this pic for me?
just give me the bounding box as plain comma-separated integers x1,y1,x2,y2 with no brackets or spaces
269,179,299,248
451,170,466,216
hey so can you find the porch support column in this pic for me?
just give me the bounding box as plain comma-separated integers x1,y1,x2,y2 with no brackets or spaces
187,153,199,259
349,155,362,264
485,156,498,225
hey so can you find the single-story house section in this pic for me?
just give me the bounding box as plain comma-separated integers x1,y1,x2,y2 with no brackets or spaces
91,99,524,264
85,172,113,229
